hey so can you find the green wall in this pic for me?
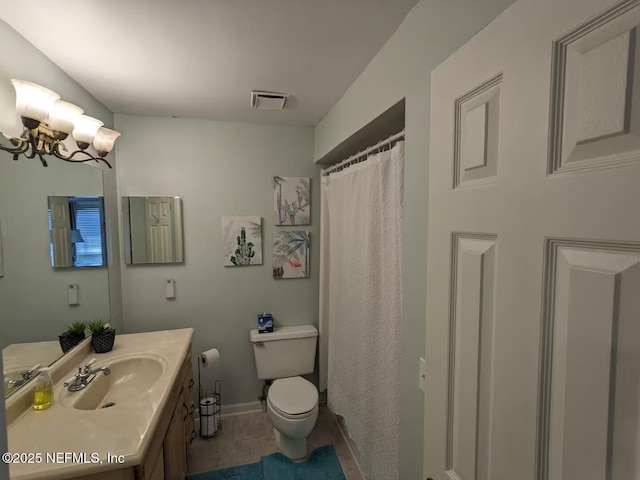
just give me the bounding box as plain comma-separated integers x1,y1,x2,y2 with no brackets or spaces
114,114,318,406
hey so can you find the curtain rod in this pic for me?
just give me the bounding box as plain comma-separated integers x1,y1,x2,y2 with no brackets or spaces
322,129,405,176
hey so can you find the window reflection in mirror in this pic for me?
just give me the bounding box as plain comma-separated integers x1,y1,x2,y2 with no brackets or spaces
48,196,106,268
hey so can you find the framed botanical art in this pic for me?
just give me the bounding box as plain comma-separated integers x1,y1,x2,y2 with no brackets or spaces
222,216,263,266
273,231,310,279
274,176,310,225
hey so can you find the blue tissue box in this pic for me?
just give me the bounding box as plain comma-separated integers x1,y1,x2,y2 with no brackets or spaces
258,313,274,333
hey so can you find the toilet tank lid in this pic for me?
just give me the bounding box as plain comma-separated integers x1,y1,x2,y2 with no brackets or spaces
250,325,318,343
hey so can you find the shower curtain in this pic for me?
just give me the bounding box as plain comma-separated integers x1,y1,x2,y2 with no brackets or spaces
319,141,404,480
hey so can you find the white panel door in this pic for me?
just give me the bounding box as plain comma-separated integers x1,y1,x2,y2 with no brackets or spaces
424,1,640,480
145,197,173,263
49,196,72,268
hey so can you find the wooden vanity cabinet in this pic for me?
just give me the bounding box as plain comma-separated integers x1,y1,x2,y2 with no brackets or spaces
136,347,196,480
162,391,187,479
183,369,196,458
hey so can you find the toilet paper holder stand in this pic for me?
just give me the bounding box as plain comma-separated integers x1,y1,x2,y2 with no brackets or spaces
198,361,221,439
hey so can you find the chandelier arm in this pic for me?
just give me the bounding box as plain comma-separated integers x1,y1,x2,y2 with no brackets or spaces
0,137,30,155
0,127,34,156
2,130,113,169
52,145,112,169
36,151,48,167
21,134,40,160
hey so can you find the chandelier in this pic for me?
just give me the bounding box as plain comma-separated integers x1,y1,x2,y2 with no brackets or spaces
0,79,120,168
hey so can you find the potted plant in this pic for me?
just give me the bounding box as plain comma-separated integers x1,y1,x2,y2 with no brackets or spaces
88,319,116,354
59,320,87,353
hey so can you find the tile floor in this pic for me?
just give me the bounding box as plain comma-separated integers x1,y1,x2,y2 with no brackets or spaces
187,404,363,479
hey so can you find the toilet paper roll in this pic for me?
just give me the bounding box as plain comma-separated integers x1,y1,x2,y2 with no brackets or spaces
200,413,218,436
199,348,220,368
199,397,218,416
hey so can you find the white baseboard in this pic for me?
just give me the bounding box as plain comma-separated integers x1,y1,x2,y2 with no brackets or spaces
194,401,264,440
220,400,264,417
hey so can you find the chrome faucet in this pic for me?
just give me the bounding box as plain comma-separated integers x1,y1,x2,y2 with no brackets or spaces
64,358,111,392
4,364,41,392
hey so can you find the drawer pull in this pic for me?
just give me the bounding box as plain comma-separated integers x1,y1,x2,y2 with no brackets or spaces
182,403,188,421
188,378,195,389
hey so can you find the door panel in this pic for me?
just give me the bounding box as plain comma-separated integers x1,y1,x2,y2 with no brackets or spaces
424,1,640,480
541,241,640,480
145,197,174,263
454,75,502,189
549,1,640,174
49,196,72,267
448,235,497,480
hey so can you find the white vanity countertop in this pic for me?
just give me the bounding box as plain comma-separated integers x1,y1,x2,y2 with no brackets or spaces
6,328,194,480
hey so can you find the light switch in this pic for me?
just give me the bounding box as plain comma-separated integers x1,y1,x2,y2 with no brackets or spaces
419,357,426,391
165,279,176,299
68,284,79,305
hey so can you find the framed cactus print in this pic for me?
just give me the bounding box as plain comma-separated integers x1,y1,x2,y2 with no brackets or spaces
222,216,262,266
273,231,310,279
274,176,310,225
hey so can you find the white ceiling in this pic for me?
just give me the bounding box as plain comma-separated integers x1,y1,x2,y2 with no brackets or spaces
0,1,418,126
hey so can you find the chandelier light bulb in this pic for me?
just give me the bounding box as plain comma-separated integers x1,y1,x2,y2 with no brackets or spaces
93,127,121,155
72,115,103,147
47,100,84,136
11,79,60,123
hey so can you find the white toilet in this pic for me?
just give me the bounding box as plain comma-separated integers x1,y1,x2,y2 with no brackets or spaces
250,325,319,459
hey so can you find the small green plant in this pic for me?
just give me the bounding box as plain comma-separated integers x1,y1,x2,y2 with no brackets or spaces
88,319,115,335
89,319,116,353
59,320,87,353
62,320,87,337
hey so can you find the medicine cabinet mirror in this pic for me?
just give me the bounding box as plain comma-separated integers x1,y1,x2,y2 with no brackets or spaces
122,196,184,264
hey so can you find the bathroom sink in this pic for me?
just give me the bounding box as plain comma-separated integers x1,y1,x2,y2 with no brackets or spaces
66,355,166,410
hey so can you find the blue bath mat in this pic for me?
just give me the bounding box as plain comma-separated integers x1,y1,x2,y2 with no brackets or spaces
186,445,345,480
262,445,346,479
186,461,263,480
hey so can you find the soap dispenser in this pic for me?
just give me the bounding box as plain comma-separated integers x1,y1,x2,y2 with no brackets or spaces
33,367,53,410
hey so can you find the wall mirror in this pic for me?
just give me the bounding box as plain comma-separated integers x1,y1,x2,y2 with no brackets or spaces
0,157,111,398
122,196,184,264
48,196,107,268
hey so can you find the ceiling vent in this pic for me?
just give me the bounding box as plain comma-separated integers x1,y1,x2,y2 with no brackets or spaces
250,90,289,110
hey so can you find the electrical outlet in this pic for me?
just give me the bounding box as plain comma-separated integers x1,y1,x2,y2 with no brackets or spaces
419,357,426,391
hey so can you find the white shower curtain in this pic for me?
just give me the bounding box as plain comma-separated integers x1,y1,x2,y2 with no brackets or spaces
319,141,404,480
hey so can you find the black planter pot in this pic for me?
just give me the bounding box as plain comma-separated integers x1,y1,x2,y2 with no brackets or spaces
59,333,85,353
92,331,116,353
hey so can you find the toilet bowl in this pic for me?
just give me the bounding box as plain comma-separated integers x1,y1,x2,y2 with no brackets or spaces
266,376,319,459
250,325,319,459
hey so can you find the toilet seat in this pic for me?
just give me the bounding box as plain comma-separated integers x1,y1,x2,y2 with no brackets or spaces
268,376,318,419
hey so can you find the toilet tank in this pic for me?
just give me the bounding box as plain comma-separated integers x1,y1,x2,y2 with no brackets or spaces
250,325,318,380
